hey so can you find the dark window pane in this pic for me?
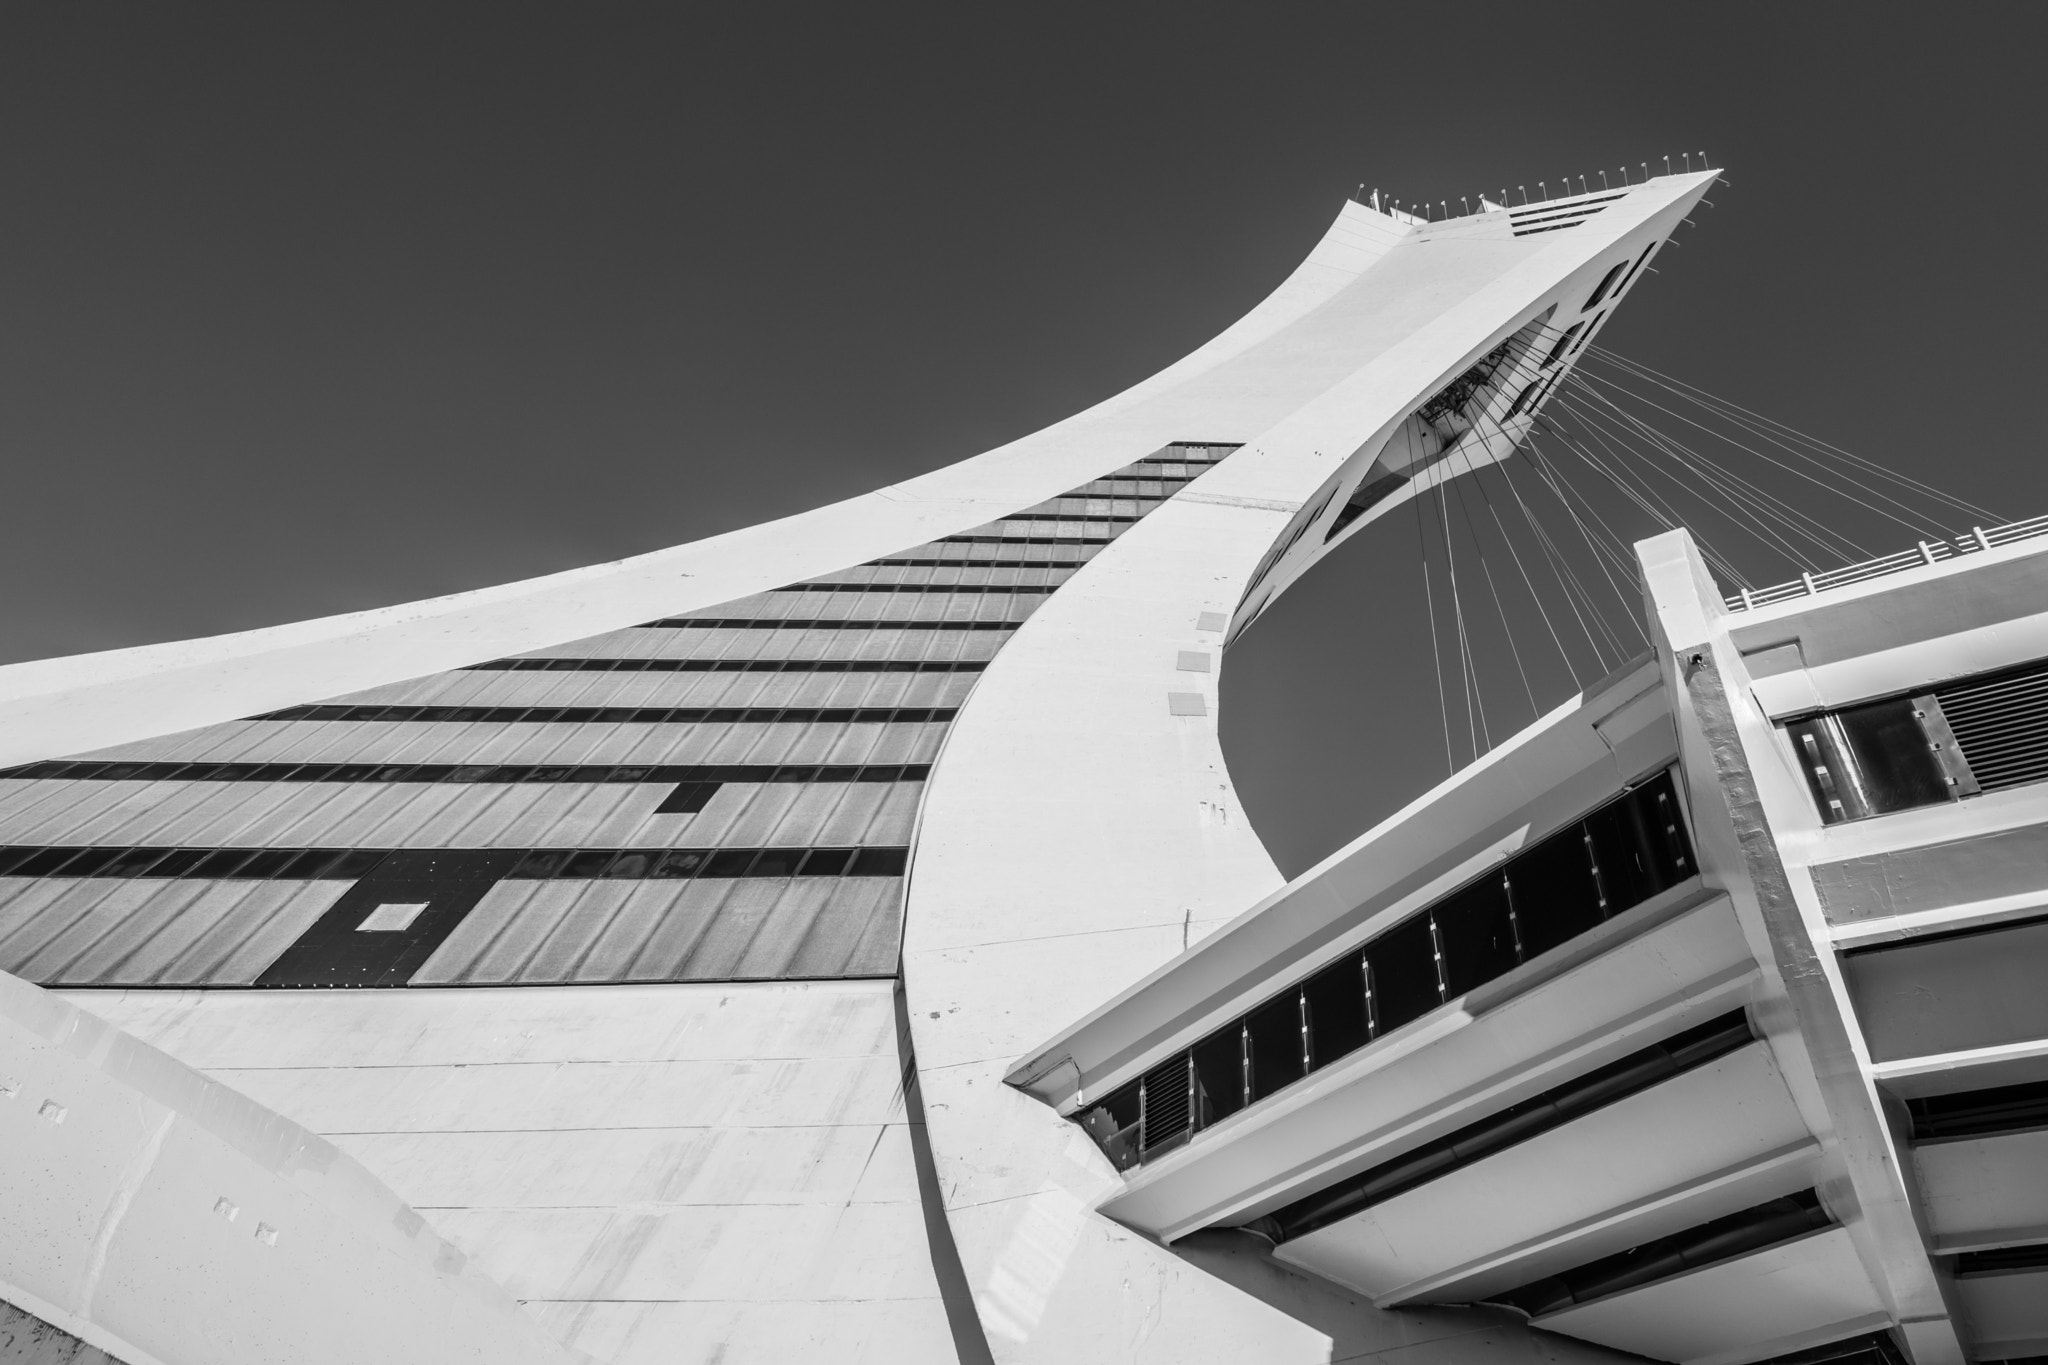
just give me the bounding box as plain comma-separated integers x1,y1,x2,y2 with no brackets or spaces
327,850,392,880
849,847,909,877
1583,259,1629,310
1246,991,1306,1102
277,849,345,880
703,849,758,878
796,848,854,876
1630,773,1694,888
1367,914,1442,1035
655,781,719,814
0,847,41,876
143,848,210,878
1509,823,1607,959
1078,1079,1143,1172
1302,951,1370,1069
749,850,801,877
1586,794,1661,912
605,852,656,878
102,847,173,877
651,850,709,879
57,847,124,877
234,849,299,879
1191,1027,1246,1128
187,849,257,878
1434,874,1521,998
562,850,617,878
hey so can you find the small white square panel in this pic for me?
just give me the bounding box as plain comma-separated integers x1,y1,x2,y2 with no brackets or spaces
1176,651,1212,673
1167,692,1208,717
356,902,430,933
1196,611,1227,632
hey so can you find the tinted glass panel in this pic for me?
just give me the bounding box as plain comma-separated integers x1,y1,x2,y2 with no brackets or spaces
1302,951,1369,1068
849,847,908,876
796,848,854,876
1434,875,1520,998
1191,1028,1245,1127
704,850,757,877
1245,992,1305,1102
1507,823,1606,959
1585,793,1660,910
1367,914,1442,1035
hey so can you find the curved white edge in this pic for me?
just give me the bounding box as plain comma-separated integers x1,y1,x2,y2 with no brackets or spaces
901,180,1713,1363
0,970,581,1365
0,200,1403,768
1006,656,1671,1108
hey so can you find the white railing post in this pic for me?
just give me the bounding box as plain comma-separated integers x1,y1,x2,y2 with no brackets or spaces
1974,526,1993,552
1801,571,1818,596
1919,540,1936,566
1740,587,1755,610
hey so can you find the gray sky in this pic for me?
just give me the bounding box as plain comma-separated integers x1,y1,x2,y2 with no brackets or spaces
2,2,2041,873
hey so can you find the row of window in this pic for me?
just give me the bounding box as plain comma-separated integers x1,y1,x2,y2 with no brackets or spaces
1786,654,2048,824
635,618,1023,632
465,658,989,673
1906,1078,2048,1142
868,556,1094,569
0,842,911,882
0,760,933,785
766,583,1061,594
251,704,961,725
1265,1010,1752,1238
987,513,1145,525
1507,192,1623,225
938,533,1123,546
1077,770,1695,1170
1489,1190,1829,1316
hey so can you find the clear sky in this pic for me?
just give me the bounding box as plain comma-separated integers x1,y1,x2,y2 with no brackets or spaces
3,2,2041,873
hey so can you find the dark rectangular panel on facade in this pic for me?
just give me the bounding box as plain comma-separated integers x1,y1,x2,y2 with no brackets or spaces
1842,914,2048,1062
656,781,721,814
256,849,522,987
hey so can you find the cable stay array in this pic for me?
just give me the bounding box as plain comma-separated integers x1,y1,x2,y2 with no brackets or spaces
1379,321,1996,780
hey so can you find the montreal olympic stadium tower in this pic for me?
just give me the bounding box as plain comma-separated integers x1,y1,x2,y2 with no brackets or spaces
2,165,2044,1365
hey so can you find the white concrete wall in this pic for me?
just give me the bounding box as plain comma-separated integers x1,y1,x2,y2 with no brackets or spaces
0,180,1718,1364
0,971,578,1365
900,186,1711,1362
66,981,958,1365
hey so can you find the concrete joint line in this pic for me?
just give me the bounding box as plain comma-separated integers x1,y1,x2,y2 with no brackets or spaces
1175,491,1302,513
80,1108,174,1317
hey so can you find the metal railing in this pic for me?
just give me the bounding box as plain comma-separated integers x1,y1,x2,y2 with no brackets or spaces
1724,513,2048,611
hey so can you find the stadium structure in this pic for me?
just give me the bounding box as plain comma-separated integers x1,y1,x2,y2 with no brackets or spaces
1,164,2043,1365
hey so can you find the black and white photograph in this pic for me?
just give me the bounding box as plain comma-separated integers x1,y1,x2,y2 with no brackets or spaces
0,5,2041,1363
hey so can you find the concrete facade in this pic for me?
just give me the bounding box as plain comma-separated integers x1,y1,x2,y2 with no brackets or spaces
0,176,1828,1363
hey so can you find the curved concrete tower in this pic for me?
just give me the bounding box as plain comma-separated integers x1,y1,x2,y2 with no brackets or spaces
0,173,1729,1365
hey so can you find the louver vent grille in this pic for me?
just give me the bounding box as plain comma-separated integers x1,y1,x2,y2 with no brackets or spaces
1507,192,1622,237
1936,659,2048,793
1140,1057,1193,1157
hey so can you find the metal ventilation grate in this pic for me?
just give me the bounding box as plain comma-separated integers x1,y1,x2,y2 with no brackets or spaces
1935,658,2048,793
1139,1057,1194,1158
